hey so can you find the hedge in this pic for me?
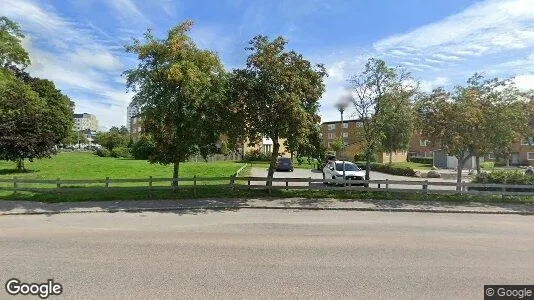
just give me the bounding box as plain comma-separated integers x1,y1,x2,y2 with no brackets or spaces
368,163,417,177
408,156,433,164
471,170,534,192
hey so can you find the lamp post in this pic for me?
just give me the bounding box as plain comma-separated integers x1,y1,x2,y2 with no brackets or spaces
335,100,349,181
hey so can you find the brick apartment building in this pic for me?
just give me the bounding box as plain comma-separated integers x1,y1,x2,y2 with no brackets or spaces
320,119,407,163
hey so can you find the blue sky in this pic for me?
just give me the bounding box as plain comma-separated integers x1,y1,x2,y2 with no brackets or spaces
2,0,534,129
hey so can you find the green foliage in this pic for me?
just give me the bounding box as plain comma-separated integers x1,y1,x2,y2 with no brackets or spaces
243,149,270,161
354,152,377,163
95,148,111,157
481,161,495,170
330,137,343,152
111,147,131,159
130,135,156,160
368,163,417,177
219,140,230,156
125,20,227,181
227,35,327,184
0,16,30,68
473,170,534,185
95,126,129,151
347,57,414,179
407,156,433,164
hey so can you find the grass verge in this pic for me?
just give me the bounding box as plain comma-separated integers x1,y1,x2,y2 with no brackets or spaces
1,186,533,205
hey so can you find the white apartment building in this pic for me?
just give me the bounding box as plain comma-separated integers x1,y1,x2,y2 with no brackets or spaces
73,113,99,132
127,102,140,134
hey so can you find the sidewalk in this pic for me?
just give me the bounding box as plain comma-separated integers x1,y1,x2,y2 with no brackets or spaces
1,198,533,216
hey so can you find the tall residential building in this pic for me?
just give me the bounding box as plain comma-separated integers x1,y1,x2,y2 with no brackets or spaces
73,113,99,131
127,102,140,133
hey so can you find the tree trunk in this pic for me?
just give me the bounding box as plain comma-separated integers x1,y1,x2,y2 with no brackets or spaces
456,155,470,191
172,161,180,187
365,151,371,181
16,159,24,172
266,140,280,186
389,151,393,165
475,156,481,174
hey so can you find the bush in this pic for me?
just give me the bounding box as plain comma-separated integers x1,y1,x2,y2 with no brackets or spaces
94,148,111,157
368,162,417,177
354,152,377,163
472,170,534,185
481,161,495,170
111,147,131,159
243,149,269,161
407,156,433,164
131,136,156,160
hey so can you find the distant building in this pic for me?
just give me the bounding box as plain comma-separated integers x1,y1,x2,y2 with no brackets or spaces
73,113,98,132
127,102,140,134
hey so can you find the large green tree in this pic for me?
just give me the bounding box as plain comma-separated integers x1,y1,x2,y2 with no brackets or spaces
0,16,30,68
125,21,227,184
347,58,412,179
228,36,327,185
95,126,129,151
0,17,73,170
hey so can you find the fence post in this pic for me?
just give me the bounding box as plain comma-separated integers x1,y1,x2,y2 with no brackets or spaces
285,179,288,190
308,177,312,191
13,177,17,194
385,179,389,190
56,177,61,189
501,179,506,200
248,179,251,190
230,175,235,190
193,175,197,196
422,180,428,195
105,177,110,189
148,176,153,199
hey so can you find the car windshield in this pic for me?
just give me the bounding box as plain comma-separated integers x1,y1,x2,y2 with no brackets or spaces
335,162,359,171
278,158,291,163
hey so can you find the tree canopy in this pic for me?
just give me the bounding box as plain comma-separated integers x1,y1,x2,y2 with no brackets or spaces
227,35,327,184
125,20,227,183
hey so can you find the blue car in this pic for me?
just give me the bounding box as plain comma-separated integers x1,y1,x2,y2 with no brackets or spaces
275,157,293,172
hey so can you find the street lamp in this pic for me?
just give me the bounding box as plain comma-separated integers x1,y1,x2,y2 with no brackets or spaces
335,98,350,181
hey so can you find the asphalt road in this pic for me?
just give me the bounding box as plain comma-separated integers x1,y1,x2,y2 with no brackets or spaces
250,167,458,190
1,210,533,299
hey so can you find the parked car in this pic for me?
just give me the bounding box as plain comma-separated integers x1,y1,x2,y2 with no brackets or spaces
322,160,368,187
275,157,293,172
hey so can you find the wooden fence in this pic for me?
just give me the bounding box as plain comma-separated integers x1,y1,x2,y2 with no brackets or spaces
1,175,533,197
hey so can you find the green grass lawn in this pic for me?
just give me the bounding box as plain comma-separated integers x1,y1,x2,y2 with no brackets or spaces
390,162,433,170
244,160,319,170
0,152,246,191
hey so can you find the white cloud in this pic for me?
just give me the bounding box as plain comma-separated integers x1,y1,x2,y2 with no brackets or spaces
0,0,132,128
374,0,534,64
419,77,449,93
514,75,534,91
104,0,149,23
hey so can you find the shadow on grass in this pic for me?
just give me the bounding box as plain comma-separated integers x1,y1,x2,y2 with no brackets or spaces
0,169,39,175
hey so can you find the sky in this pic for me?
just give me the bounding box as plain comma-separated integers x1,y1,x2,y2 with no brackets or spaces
2,0,534,130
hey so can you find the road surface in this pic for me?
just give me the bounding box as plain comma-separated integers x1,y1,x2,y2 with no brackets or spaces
1,210,533,299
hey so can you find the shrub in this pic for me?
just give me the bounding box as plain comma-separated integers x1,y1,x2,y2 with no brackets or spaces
407,156,433,164
354,152,378,163
480,161,495,170
111,147,131,159
472,170,534,185
243,149,269,161
131,136,156,160
94,148,111,157
368,162,417,177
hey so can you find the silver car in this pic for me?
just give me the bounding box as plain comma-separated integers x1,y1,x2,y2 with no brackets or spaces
322,160,368,187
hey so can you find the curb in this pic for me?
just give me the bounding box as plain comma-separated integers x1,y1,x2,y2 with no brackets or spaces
1,204,533,216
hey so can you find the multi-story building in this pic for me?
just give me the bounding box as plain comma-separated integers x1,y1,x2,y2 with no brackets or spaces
408,132,435,158
127,102,140,134
73,113,98,132
320,119,407,163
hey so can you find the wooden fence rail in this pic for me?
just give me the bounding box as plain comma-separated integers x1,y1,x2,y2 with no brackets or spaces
1,175,533,197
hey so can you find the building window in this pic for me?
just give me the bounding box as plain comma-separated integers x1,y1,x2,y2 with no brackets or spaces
328,133,335,139
521,138,534,146
419,140,429,147
343,123,348,128
528,152,534,160
342,132,348,138
263,144,272,154
328,124,336,130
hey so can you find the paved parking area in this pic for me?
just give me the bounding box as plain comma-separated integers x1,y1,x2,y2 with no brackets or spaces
249,167,459,190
